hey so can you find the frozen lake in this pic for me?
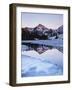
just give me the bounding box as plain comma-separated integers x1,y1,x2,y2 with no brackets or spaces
21,40,63,77
22,39,63,47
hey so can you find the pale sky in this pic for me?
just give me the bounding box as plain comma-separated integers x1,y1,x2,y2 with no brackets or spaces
21,12,63,29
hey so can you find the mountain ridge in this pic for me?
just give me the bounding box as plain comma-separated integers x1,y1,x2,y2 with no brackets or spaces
22,24,63,40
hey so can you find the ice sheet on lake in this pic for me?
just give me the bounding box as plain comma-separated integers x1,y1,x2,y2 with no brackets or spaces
22,39,63,47
21,49,63,77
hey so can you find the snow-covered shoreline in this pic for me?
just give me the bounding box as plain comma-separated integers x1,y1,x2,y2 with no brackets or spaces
22,39,63,47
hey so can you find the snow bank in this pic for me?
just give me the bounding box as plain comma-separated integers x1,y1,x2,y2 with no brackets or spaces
22,49,63,67
21,49,63,77
21,55,63,77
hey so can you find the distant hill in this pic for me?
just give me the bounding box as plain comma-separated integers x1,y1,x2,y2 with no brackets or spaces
56,25,63,34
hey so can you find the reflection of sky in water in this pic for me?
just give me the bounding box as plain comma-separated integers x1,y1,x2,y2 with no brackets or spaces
21,44,63,77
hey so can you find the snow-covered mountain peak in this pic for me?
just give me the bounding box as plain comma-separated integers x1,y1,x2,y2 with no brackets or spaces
37,24,46,28
34,24,48,31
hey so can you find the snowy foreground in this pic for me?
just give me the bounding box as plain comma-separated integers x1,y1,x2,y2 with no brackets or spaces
22,39,63,47
21,49,63,77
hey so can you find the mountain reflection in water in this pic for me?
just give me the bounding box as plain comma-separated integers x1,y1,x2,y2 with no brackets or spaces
21,43,63,54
